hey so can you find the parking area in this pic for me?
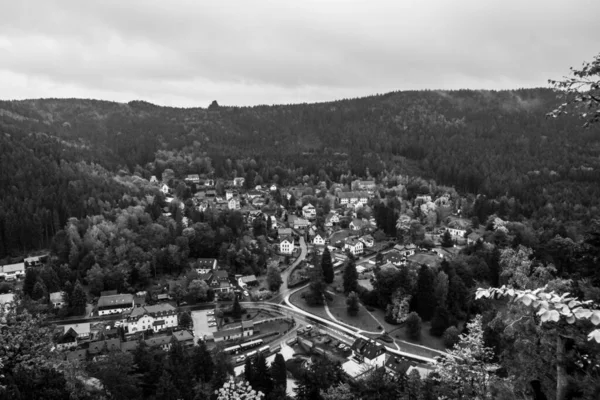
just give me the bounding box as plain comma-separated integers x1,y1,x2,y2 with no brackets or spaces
192,309,217,340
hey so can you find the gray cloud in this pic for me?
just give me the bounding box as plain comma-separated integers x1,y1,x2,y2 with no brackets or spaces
1,0,599,106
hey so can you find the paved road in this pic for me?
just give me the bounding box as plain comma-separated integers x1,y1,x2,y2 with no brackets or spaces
269,236,307,304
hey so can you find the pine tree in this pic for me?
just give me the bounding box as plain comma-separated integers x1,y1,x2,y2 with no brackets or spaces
441,230,454,248
155,370,180,400
321,247,334,284
414,265,436,321
69,280,87,315
430,306,452,337
23,268,38,298
179,311,192,328
245,357,255,389
342,259,358,294
32,281,47,301
266,265,283,292
191,340,214,383
346,291,359,316
253,352,273,396
306,266,326,306
231,295,243,318
270,353,287,391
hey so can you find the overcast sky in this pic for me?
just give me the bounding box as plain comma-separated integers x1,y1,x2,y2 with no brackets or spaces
1,0,598,107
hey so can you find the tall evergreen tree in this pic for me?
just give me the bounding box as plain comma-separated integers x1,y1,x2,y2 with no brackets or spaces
69,280,87,315
441,230,454,248
414,265,436,321
253,353,273,396
231,295,243,318
23,268,38,298
32,281,47,301
321,247,334,284
270,353,287,391
306,265,327,306
343,259,358,294
244,357,255,389
346,291,359,316
191,340,214,383
155,370,180,400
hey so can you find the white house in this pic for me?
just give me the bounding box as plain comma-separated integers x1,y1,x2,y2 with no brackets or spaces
62,323,91,339
280,236,295,254
225,190,234,200
150,175,159,184
228,198,240,210
349,219,369,232
446,227,466,239
344,238,364,256
302,204,316,220
97,294,134,316
160,184,170,195
126,304,178,334
337,192,369,206
359,235,374,248
0,263,25,281
313,233,326,246
270,184,278,191
293,218,310,230
342,338,387,379
325,212,340,227
233,177,245,187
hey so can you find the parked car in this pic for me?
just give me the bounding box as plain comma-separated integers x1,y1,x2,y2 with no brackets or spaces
236,355,246,363
305,325,313,331
208,322,217,327
208,318,216,323
243,291,249,297
337,343,345,349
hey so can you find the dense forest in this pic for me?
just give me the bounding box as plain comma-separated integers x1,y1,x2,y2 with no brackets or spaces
1,89,600,258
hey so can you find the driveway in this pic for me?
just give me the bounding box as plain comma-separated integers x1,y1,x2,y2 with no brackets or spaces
191,309,217,341
269,236,307,304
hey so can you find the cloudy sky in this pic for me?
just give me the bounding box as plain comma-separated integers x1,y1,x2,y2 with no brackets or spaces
1,0,599,107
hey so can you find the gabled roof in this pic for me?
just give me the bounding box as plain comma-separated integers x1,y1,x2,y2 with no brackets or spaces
63,323,90,335
197,273,213,282
50,291,65,303
382,250,403,264
468,232,482,241
214,270,229,280
88,339,121,354
351,338,385,360
280,235,294,244
1,263,25,273
350,219,369,229
173,330,194,342
58,328,79,344
145,335,172,348
129,303,176,319
345,237,362,246
385,356,412,375
98,294,134,308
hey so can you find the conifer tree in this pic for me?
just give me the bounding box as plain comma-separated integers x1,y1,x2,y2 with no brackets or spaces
270,353,287,391
155,370,180,400
321,247,334,284
414,265,436,321
343,259,358,294
192,339,214,383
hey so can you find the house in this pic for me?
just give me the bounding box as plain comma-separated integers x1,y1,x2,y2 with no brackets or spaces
204,179,215,187
382,251,404,266
384,356,412,377
467,232,482,245
344,238,363,256
313,232,326,246
225,190,234,200
325,212,340,227
126,304,178,334
172,330,195,347
0,262,25,280
88,339,121,355
252,197,265,208
160,184,170,195
247,190,262,200
342,338,386,379
24,254,48,268
293,218,310,230
213,270,229,282
205,189,217,198
228,198,241,210
329,230,351,247
278,227,293,237
349,219,369,232
233,177,245,187
197,273,213,285
196,258,218,274
394,243,416,257
350,338,386,367
359,235,374,248
270,184,277,191
185,174,200,184
213,321,254,343
50,292,66,308
415,195,432,204
280,236,295,255
62,323,91,339
446,227,466,239
56,328,79,351
302,204,316,220
337,192,369,206
239,275,258,287
214,281,233,294
379,262,397,272
357,180,376,191
97,294,134,316
145,335,173,351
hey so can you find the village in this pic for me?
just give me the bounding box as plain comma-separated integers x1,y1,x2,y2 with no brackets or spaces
0,171,486,393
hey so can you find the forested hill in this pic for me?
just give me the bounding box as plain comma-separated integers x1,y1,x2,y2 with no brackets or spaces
1,88,600,256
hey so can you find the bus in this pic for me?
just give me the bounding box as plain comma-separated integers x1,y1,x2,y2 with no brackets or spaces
258,345,270,354
240,339,263,350
224,345,242,355
271,344,281,354
246,350,257,359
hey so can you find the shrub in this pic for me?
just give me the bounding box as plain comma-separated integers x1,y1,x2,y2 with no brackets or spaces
443,326,460,348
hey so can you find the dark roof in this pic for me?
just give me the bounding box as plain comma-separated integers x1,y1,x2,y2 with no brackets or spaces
382,250,403,264
65,349,88,361
145,336,172,348
351,338,385,360
88,339,121,354
385,356,412,375
197,258,217,268
120,341,139,353
97,294,134,309
197,273,213,282
172,330,194,342
58,328,79,344
214,270,228,280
